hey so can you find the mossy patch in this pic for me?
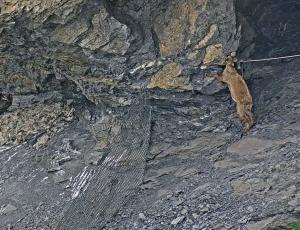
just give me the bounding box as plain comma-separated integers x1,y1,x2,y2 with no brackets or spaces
283,220,300,230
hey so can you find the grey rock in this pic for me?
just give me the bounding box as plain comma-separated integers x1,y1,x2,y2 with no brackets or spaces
200,207,209,213
53,170,69,184
246,217,276,230
79,9,130,55
139,213,146,220
53,18,89,44
181,208,188,215
173,199,184,207
192,213,199,219
86,151,105,165
171,216,185,226
192,224,200,229
0,204,18,215
238,216,249,224
247,206,254,212
56,155,72,165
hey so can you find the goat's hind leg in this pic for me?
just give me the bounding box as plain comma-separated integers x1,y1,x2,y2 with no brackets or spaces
236,103,253,131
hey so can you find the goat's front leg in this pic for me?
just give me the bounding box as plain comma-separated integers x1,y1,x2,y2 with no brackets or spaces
207,72,224,82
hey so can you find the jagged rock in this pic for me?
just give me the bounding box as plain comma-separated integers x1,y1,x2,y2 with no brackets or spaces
79,9,130,54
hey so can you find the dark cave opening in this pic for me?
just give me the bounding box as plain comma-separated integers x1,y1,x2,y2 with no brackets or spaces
236,0,300,119
236,0,300,59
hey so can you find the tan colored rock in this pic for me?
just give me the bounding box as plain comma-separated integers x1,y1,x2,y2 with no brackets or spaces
231,180,251,194
247,178,270,193
203,43,223,64
0,103,74,145
0,1,17,15
0,0,48,15
0,0,78,16
227,137,275,155
195,24,218,49
154,0,208,57
154,15,186,57
147,63,192,91
189,0,208,34
232,178,270,195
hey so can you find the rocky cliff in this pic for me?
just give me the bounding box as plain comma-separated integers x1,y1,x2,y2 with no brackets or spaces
0,0,299,229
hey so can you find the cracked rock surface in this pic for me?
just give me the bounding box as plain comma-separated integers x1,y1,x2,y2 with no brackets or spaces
0,0,299,229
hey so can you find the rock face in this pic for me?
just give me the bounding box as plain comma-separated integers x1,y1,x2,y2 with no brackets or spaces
0,0,239,102
0,0,299,229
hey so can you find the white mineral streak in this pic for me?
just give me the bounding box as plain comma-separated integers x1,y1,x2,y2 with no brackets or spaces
71,166,94,199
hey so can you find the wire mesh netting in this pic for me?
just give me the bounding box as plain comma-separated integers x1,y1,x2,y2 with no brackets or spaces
56,94,151,229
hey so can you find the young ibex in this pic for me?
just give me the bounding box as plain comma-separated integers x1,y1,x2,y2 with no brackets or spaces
209,54,254,131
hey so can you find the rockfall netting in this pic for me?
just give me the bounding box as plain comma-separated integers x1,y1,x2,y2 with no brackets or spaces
56,94,151,229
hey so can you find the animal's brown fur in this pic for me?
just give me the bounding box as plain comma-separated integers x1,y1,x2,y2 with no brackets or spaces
209,56,254,131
